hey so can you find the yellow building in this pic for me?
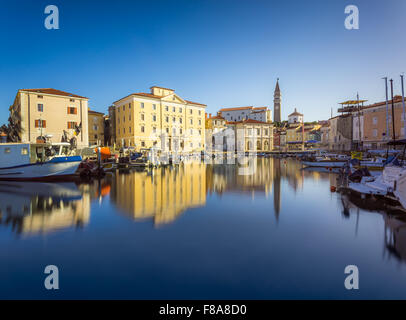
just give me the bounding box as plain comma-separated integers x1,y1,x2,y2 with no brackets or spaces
88,109,105,146
10,88,89,148
205,113,227,151
110,163,206,225
112,86,206,152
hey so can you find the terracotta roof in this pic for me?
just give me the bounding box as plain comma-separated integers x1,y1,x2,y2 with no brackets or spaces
219,106,253,112
208,115,224,120
362,95,404,110
88,109,104,115
114,92,206,106
289,111,303,117
252,107,268,111
20,88,88,99
185,100,206,107
150,86,174,91
227,119,270,125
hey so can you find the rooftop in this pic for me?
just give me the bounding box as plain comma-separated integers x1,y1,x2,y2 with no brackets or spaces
20,88,88,99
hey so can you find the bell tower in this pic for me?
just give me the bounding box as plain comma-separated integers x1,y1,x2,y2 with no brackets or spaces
273,79,281,123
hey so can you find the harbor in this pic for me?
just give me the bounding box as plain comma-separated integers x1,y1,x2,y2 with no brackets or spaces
1,158,406,299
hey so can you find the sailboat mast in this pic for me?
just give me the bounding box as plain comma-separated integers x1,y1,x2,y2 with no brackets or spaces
401,74,405,138
357,93,362,151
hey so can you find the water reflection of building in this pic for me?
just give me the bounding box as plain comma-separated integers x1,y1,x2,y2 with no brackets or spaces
0,182,90,235
110,163,206,225
341,192,406,264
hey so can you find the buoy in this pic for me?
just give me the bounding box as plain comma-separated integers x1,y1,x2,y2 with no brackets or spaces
330,186,336,192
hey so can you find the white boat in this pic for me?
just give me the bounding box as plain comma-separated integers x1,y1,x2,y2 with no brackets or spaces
0,142,82,180
302,157,347,168
347,164,406,203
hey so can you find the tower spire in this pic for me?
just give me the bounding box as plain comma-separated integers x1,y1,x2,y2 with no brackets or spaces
273,78,281,123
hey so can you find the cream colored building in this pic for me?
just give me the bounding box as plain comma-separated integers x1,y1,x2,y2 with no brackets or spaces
88,109,105,146
227,119,273,152
112,86,206,152
10,88,89,148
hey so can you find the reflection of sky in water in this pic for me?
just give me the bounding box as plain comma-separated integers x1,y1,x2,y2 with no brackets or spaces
0,158,406,299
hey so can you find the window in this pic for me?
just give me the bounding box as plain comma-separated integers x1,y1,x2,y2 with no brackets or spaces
165,106,169,111
166,116,169,123
70,99,75,102
166,127,169,133
67,121,76,129
173,128,176,134
372,117,378,125
173,117,176,123
180,128,183,134
93,125,98,130
67,107,77,114
152,115,157,122
21,147,28,155
373,129,378,137
198,129,202,135
37,104,44,112
94,134,98,139
141,114,144,121
123,105,125,111
123,128,126,134
264,129,268,135
35,119,46,128
190,129,193,135
152,127,157,133
37,95,43,99
180,118,183,124
141,126,145,133
129,103,131,109
141,103,144,109
257,129,260,135
198,120,201,125
190,119,193,125
123,116,125,122
129,127,131,133
172,107,175,112
153,104,156,110
141,141,145,147
198,110,201,115
129,115,131,121
189,109,193,115
179,107,182,113
190,142,193,147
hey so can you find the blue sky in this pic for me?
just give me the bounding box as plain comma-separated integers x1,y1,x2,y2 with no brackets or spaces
0,0,405,123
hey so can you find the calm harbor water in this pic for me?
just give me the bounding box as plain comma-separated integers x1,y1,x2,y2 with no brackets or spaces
1,158,406,299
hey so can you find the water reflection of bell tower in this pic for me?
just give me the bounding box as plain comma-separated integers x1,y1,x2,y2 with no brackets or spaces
273,158,281,221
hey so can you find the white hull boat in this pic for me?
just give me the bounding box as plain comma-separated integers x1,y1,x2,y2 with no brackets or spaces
0,143,82,180
302,160,347,168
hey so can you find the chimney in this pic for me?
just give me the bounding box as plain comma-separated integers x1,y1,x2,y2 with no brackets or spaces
209,113,212,118
205,112,208,119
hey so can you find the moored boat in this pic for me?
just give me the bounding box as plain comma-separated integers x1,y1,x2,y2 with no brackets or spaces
0,142,82,181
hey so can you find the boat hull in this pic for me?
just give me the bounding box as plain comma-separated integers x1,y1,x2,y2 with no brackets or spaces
302,160,347,168
0,157,82,181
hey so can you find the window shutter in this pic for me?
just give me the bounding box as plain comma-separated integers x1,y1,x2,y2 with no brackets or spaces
67,122,71,129
67,107,70,114
42,120,46,128
74,108,77,114
35,120,39,128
